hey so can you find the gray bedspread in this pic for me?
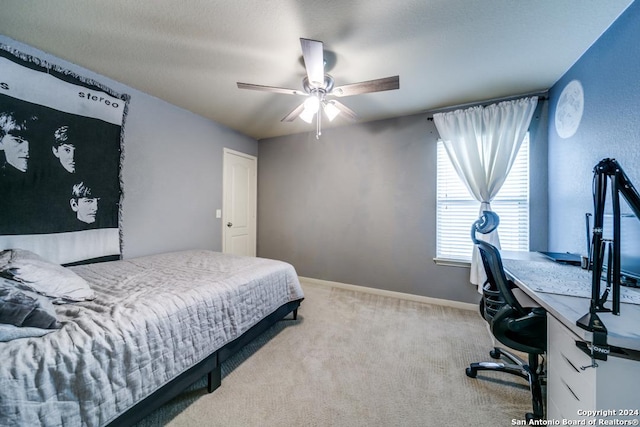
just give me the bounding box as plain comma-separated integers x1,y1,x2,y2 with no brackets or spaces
0,250,304,426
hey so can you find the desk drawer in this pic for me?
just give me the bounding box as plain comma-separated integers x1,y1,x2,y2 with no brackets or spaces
547,393,565,420
548,373,592,420
547,315,595,415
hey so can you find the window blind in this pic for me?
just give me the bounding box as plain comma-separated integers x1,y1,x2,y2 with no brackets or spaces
436,134,530,260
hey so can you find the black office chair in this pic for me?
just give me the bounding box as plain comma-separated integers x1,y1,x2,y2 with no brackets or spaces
465,211,546,420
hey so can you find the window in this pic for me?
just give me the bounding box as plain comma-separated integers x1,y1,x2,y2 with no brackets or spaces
436,134,529,261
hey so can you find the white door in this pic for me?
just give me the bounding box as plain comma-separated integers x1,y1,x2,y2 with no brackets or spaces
222,148,257,256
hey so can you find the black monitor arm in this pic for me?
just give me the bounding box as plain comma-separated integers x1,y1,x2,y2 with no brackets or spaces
577,158,640,360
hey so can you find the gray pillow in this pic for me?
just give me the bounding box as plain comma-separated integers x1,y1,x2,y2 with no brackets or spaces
0,249,95,302
0,278,61,329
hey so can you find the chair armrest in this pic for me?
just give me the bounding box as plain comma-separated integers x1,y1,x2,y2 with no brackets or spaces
530,307,546,316
507,310,546,332
491,305,547,354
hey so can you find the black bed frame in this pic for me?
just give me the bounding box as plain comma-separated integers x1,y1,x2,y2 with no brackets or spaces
105,298,303,427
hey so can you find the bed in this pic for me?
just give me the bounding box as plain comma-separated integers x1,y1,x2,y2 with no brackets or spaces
0,249,304,426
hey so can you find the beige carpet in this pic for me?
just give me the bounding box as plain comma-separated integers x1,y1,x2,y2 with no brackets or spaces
135,280,531,426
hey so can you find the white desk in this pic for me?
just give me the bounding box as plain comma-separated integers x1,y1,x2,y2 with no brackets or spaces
502,251,640,352
502,252,640,422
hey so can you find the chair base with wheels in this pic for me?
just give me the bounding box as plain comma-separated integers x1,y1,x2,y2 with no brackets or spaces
466,346,545,421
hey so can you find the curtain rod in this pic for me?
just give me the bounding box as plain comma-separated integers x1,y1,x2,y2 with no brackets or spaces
425,90,548,119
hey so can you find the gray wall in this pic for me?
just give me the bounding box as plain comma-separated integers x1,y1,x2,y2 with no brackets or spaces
530,100,549,251
258,107,548,304
548,2,640,254
1,36,258,259
2,33,553,305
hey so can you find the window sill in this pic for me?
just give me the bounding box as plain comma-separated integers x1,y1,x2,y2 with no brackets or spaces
433,257,471,268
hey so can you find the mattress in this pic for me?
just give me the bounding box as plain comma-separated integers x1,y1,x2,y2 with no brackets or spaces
0,250,304,426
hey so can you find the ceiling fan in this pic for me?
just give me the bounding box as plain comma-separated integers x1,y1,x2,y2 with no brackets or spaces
237,38,400,139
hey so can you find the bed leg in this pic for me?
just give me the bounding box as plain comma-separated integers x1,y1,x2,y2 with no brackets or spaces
292,308,298,320
207,364,221,393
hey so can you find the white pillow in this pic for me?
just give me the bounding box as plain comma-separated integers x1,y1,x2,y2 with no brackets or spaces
0,249,95,302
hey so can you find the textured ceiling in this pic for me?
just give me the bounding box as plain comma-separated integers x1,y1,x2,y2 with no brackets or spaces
0,0,633,140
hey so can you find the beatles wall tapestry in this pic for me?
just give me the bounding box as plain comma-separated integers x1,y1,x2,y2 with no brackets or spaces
0,45,129,264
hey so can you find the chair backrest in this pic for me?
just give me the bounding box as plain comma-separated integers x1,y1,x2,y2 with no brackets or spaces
472,211,547,355
471,212,525,317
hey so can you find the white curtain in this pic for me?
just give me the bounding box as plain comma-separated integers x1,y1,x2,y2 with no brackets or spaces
433,96,538,291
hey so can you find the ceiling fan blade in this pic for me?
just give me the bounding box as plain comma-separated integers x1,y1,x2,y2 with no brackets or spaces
300,38,325,88
332,75,399,97
237,82,306,96
329,100,358,122
281,102,306,122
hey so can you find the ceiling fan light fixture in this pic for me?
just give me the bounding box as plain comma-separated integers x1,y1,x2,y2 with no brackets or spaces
299,109,315,124
300,96,320,123
323,101,340,121
304,95,320,112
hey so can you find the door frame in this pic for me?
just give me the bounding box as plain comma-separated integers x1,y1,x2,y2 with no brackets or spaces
222,148,257,255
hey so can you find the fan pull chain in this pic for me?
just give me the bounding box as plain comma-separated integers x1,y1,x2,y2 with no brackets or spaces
316,103,322,139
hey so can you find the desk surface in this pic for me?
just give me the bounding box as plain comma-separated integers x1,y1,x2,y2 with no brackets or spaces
502,251,640,352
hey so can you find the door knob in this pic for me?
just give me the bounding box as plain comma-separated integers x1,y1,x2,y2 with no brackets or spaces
227,222,233,227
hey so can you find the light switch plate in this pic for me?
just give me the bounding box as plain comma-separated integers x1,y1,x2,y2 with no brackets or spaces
215,209,222,219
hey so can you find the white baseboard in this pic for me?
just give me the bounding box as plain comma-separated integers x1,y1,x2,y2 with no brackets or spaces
299,276,477,311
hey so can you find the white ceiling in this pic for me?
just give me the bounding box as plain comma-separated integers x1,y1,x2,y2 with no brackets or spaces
0,0,633,140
